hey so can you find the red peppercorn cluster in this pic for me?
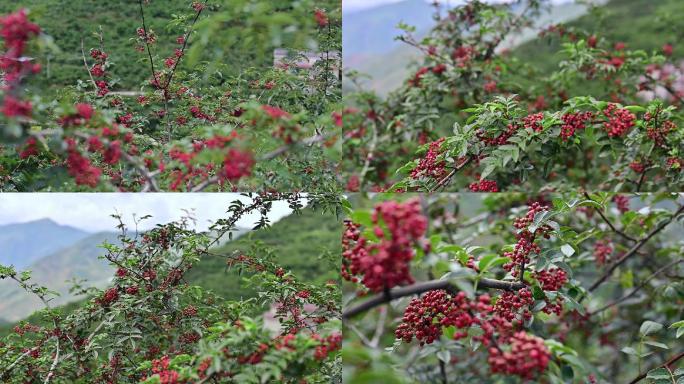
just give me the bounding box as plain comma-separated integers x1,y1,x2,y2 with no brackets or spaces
477,123,519,146
314,9,329,27
148,355,180,384
666,157,683,171
534,268,567,291
89,48,110,97
487,331,551,380
612,195,630,213
0,9,41,118
629,161,646,173
65,138,102,187
493,288,533,322
522,113,544,132
469,179,499,192
560,111,593,141
313,332,342,360
645,113,675,147
593,240,613,266
503,202,550,277
411,138,448,181
341,199,428,292
166,132,253,190
395,290,494,345
96,287,119,307
602,103,635,137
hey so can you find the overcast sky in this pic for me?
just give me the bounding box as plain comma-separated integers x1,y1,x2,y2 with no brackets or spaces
0,194,296,233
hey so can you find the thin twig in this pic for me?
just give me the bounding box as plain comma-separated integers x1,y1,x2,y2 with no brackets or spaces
343,278,525,319
80,39,98,90
588,205,684,292
584,192,637,242
590,259,683,316
628,351,684,384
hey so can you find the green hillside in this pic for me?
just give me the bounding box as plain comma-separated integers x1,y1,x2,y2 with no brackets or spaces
347,0,682,97
510,0,684,96
0,232,117,322
0,207,342,336
185,207,342,299
0,0,192,90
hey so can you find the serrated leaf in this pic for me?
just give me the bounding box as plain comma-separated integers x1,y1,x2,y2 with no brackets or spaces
640,320,663,336
560,244,575,257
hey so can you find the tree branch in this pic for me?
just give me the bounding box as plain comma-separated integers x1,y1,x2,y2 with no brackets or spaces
588,204,684,292
589,258,683,316
628,351,684,384
343,278,525,320
584,192,637,242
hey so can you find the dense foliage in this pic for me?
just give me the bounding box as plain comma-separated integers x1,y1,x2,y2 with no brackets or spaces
0,192,344,383
0,1,342,191
342,193,684,383
342,0,684,192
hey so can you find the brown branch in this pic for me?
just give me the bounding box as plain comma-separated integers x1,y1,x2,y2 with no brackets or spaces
589,259,683,316
80,39,98,91
343,278,525,320
584,192,637,242
628,351,684,384
588,204,684,292
138,0,158,84
433,157,473,191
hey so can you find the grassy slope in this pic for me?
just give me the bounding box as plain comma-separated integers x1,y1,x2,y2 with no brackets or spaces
0,208,342,336
348,0,682,97
0,0,192,90
510,0,684,96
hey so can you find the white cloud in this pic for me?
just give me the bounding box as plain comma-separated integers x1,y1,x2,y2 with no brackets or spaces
0,194,296,233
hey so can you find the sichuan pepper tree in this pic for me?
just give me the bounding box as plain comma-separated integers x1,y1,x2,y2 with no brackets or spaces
342,193,684,383
0,192,343,383
342,0,684,192
0,1,342,191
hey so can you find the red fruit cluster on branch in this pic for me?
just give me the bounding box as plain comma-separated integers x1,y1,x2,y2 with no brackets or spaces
487,331,551,380
341,199,428,292
534,268,568,291
469,179,499,192
410,138,447,180
593,240,613,266
612,195,630,213
477,123,519,146
522,112,544,132
65,138,102,187
167,133,253,190
503,202,550,277
602,103,635,137
395,290,493,345
560,111,593,141
313,332,342,360
314,9,328,27
0,9,41,118
493,288,534,322
148,356,181,384
394,288,550,379
89,48,110,96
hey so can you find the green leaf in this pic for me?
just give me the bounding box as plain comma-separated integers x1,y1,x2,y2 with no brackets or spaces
647,368,671,380
643,341,669,349
640,320,664,336
560,244,575,257
621,346,638,356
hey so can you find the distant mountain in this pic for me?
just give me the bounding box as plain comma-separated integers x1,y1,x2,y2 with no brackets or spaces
343,0,436,64
0,219,91,269
344,0,598,96
0,232,118,322
0,208,341,333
